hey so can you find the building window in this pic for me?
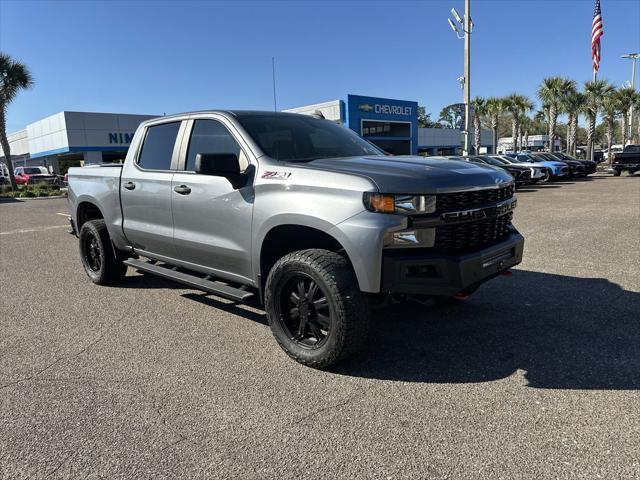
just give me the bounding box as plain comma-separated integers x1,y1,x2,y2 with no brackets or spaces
361,121,410,138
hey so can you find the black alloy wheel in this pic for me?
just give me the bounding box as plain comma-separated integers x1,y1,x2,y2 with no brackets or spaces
276,273,332,348
78,219,127,285
83,233,103,272
264,249,370,368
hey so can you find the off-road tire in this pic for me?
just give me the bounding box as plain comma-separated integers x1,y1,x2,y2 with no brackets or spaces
265,249,370,369
79,219,127,285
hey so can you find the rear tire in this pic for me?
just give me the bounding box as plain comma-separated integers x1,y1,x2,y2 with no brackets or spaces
265,249,370,369
613,169,621,177
79,219,127,285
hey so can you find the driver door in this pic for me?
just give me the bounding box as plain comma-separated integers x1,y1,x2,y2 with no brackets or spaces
171,117,255,284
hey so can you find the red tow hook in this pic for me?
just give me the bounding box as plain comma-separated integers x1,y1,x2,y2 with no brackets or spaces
453,292,471,301
501,270,513,276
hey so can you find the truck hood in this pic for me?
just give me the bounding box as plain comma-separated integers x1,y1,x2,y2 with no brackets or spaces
296,155,514,193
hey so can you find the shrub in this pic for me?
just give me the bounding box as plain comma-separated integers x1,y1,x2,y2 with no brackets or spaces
20,190,36,198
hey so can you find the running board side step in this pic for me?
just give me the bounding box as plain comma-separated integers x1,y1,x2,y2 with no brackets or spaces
123,258,254,302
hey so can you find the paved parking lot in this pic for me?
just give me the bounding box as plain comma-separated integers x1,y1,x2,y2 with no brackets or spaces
1,175,639,479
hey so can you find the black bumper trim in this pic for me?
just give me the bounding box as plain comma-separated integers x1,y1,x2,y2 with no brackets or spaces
381,229,524,296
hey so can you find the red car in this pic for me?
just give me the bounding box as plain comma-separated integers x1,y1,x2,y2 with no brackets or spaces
14,166,58,185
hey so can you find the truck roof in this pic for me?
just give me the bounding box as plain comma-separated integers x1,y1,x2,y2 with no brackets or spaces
148,110,304,122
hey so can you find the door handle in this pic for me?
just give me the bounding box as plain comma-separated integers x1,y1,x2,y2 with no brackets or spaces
174,185,191,195
123,181,136,190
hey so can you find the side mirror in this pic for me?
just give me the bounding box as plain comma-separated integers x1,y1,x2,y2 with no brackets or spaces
195,153,246,188
195,153,241,176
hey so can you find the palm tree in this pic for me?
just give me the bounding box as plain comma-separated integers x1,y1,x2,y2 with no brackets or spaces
471,97,486,155
484,97,504,154
0,53,34,190
537,77,576,153
614,87,637,146
583,79,614,161
600,92,620,163
561,90,584,156
504,94,534,152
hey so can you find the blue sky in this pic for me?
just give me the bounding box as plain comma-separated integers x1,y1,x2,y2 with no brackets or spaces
1,0,639,132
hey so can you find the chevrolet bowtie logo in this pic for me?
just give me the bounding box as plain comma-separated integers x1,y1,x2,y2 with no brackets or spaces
358,103,374,112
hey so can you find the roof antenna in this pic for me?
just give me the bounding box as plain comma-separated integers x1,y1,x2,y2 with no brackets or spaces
272,57,277,112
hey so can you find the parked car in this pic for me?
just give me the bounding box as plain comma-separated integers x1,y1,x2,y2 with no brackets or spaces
489,155,550,183
0,163,9,185
505,153,570,181
603,144,624,162
14,166,58,185
612,144,640,176
67,111,524,368
462,155,532,186
531,153,585,178
553,152,597,175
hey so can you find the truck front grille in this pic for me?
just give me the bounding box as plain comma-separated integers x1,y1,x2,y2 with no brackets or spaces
436,184,514,212
433,212,513,254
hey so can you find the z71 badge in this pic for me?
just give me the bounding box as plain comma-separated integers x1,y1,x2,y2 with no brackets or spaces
262,171,292,180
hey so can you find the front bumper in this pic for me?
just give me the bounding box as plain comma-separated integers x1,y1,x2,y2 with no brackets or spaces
381,228,524,297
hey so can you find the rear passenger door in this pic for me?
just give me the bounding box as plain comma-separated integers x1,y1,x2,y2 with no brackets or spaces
171,117,255,284
121,120,184,259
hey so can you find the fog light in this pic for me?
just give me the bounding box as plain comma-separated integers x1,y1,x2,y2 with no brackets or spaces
384,228,435,248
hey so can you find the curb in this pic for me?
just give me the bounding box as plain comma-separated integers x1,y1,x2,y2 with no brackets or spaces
0,195,67,201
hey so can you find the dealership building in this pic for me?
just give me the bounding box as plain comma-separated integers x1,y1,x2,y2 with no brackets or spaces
2,95,492,173
2,111,156,173
286,94,491,156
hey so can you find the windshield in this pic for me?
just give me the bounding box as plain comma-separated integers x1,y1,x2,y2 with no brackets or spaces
236,114,385,161
624,145,640,153
23,167,48,174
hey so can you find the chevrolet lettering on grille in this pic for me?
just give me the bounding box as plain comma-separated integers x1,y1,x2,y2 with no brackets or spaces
441,198,517,223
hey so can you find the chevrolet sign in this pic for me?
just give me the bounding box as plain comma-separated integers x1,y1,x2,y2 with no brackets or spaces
358,103,412,116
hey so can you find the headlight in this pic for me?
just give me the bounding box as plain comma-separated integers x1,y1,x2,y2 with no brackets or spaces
363,193,436,214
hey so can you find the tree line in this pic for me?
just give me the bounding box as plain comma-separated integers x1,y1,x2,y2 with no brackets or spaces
420,78,640,159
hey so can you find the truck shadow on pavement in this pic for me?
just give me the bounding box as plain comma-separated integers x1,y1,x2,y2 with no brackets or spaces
334,269,640,390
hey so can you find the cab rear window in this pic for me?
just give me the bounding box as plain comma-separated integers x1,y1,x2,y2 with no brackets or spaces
138,122,181,170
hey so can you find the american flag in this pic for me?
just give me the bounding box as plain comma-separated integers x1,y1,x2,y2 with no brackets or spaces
591,0,604,73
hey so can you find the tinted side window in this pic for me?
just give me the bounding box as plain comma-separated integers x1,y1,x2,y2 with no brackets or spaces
138,122,181,170
186,120,242,171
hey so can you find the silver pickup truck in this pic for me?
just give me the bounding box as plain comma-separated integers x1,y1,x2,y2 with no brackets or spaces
68,111,524,368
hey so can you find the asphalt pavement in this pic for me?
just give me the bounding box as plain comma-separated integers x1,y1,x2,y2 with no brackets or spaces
1,175,639,479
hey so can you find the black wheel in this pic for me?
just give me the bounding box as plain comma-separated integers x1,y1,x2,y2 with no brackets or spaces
265,249,369,369
79,219,127,285
613,169,621,177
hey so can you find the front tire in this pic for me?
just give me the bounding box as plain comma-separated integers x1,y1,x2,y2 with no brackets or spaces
79,219,127,285
265,249,370,369
613,169,621,177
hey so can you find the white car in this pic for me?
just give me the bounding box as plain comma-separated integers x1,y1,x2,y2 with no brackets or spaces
491,155,550,183
0,163,10,185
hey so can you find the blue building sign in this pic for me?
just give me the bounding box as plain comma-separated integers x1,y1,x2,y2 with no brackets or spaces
346,94,418,155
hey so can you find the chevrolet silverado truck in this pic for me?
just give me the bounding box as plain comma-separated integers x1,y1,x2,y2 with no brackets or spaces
612,145,640,176
67,111,524,368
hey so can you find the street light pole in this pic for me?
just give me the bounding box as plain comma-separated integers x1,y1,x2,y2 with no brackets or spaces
448,2,472,155
463,0,471,156
622,53,639,144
